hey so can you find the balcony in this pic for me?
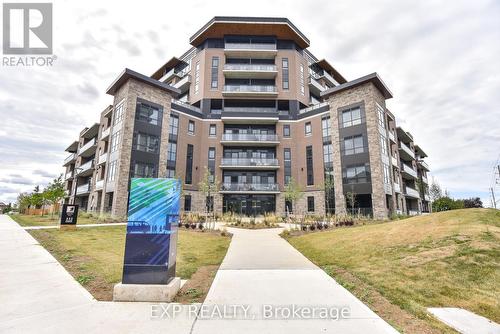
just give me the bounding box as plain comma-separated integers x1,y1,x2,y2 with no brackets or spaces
408,209,420,216
388,131,396,143
401,163,418,179
76,183,91,196
220,183,280,194
221,133,279,146
418,160,430,171
223,64,277,79
95,179,104,191
308,77,326,96
311,71,339,87
299,102,329,115
398,142,415,161
221,107,279,124
76,160,94,177
63,153,76,166
222,85,278,97
391,156,399,167
97,153,108,165
171,99,202,114
64,170,74,180
394,182,401,193
421,175,428,184
404,186,420,199
159,67,189,83
220,157,279,170
224,43,277,58
172,74,191,93
101,127,110,141
78,138,97,157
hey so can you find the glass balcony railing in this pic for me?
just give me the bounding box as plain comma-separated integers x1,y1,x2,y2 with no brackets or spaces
95,179,104,190
76,183,91,195
223,107,277,113
220,183,279,192
224,43,277,51
63,153,76,165
399,142,415,159
101,127,110,139
64,171,74,180
223,64,277,72
78,138,96,155
404,186,420,198
221,157,279,168
77,160,94,175
393,182,401,193
223,85,277,93
418,160,430,171
221,133,278,142
402,163,418,178
98,153,107,165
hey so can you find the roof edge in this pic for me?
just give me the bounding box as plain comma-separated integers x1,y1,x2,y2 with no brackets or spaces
320,72,393,99
106,68,181,96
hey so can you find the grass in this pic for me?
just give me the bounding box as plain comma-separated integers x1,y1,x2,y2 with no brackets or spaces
28,226,231,301
285,208,500,333
9,213,120,227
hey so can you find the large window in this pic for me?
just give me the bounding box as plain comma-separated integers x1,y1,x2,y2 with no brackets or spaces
194,61,200,94
211,57,219,89
107,161,117,181
323,143,333,164
343,135,365,155
132,162,156,178
380,134,388,156
167,142,177,162
282,58,289,90
209,124,216,137
169,114,179,135
188,120,195,135
377,103,386,128
306,145,314,185
341,107,363,128
300,64,305,95
322,115,331,138
307,196,315,212
208,147,216,182
185,144,194,184
284,148,292,185
184,195,192,211
305,122,312,135
134,132,159,153
113,102,124,125
110,130,121,153
136,102,161,125
343,164,371,184
383,163,391,184
283,124,290,137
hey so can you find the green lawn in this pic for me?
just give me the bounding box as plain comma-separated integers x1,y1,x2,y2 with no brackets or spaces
28,226,231,300
9,213,119,227
285,208,500,333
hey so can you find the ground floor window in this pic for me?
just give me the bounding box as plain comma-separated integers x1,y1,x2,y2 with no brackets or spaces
285,199,293,214
223,194,275,216
184,195,191,212
307,196,315,212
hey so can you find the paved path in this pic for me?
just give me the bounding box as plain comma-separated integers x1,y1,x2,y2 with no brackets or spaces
428,308,500,334
191,227,398,333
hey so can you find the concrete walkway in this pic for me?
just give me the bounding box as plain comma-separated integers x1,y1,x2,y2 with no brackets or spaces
191,227,398,333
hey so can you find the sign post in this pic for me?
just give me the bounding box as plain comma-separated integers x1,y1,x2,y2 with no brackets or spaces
60,204,78,229
113,178,181,302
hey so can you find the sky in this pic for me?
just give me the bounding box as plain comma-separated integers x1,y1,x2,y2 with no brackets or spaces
0,0,499,206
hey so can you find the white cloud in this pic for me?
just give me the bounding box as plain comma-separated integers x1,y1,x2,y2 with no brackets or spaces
0,0,499,205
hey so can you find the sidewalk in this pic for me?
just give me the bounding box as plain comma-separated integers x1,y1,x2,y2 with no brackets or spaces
191,227,398,333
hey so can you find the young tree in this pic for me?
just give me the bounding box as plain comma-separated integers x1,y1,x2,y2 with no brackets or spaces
345,191,357,215
198,167,219,229
429,178,443,202
30,185,44,215
43,174,65,217
323,174,335,215
17,192,31,213
284,177,303,216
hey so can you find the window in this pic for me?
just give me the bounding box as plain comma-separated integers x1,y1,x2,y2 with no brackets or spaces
383,163,390,184
305,122,312,135
283,124,290,137
184,195,192,211
169,114,179,135
132,162,156,178
107,161,117,181
188,120,195,135
113,102,124,125
306,145,314,185
343,164,371,184
194,61,200,94
185,144,194,184
167,142,177,162
284,148,292,185
282,58,289,90
208,147,216,182
380,134,388,156
166,168,175,178
300,64,305,95
285,199,293,214
211,57,219,88
377,103,386,128
209,124,216,137
323,143,333,164
343,135,365,155
307,196,315,212
321,116,331,138
136,102,161,125
134,132,159,153
341,107,363,128
110,130,121,153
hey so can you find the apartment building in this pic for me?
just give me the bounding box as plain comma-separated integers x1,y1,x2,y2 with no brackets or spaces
62,16,431,219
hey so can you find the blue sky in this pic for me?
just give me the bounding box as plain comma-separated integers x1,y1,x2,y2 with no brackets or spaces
0,0,499,206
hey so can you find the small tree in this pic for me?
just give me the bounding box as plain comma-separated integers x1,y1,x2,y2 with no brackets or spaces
284,177,303,216
429,178,443,202
345,191,357,215
17,192,31,213
43,174,65,217
198,167,219,229
463,197,483,208
323,174,335,215
30,185,44,215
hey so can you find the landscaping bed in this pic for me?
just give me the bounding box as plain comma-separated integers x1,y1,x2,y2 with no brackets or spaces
28,226,231,302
